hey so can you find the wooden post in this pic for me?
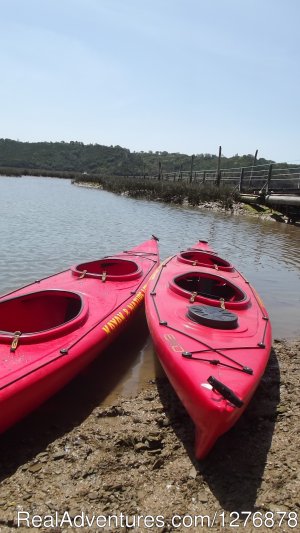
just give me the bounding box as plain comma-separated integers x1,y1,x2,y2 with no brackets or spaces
266,164,273,194
216,146,222,186
249,149,258,188
202,171,206,184
158,161,162,181
190,155,195,183
180,164,183,181
239,168,245,192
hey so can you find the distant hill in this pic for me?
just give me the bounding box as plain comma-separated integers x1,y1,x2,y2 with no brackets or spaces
0,138,274,176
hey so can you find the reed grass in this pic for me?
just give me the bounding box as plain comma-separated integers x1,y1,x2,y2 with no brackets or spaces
78,176,240,209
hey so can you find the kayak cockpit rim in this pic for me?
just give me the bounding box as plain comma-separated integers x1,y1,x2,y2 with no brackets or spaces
0,289,88,342
169,271,250,309
71,258,142,281
177,250,234,272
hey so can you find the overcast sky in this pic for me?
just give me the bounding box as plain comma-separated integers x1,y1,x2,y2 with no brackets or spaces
1,0,299,162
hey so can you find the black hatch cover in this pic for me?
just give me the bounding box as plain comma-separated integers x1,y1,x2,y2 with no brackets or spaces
187,305,238,329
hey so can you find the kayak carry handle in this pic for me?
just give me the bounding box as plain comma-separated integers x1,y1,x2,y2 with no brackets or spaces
207,376,244,408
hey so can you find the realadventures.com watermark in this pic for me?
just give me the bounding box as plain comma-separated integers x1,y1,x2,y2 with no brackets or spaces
16,510,299,529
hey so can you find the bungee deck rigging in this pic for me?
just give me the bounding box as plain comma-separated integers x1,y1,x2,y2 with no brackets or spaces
145,239,272,459
149,259,268,376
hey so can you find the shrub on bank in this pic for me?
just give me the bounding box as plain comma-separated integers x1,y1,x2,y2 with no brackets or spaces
81,176,240,208
0,167,83,180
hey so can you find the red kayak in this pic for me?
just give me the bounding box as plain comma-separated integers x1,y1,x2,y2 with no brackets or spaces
0,237,159,433
145,240,272,459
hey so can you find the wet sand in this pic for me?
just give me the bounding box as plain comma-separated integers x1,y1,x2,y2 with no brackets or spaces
0,316,299,532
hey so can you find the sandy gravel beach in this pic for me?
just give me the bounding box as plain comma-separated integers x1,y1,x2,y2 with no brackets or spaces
0,322,299,533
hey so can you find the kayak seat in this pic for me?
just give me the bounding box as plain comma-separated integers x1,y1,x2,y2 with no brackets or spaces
0,290,83,334
72,258,142,281
64,298,82,322
170,271,249,309
178,251,234,272
176,276,238,301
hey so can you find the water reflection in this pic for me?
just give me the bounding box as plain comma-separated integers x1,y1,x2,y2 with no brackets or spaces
0,176,299,355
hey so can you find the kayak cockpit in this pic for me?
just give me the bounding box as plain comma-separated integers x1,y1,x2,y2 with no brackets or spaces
0,290,87,341
170,272,249,309
177,250,234,272
72,258,142,281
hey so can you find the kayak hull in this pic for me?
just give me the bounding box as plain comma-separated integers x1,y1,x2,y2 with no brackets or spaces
0,238,159,433
145,240,272,459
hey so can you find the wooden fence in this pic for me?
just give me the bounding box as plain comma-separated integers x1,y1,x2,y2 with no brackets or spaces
135,163,300,195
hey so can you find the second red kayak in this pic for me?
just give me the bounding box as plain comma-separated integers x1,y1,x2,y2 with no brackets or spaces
145,240,272,459
0,237,159,433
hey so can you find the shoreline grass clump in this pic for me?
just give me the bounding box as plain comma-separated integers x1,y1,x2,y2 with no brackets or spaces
0,167,84,180
75,175,240,209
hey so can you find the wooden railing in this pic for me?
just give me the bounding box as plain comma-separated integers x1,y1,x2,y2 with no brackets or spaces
134,163,300,195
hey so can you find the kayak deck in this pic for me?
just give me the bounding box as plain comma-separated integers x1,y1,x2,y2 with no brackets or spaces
145,240,272,459
0,237,160,433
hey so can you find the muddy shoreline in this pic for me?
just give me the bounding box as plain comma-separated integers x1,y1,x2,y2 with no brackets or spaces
74,181,289,224
0,335,299,532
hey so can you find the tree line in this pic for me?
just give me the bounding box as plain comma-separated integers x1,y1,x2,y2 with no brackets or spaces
0,138,276,178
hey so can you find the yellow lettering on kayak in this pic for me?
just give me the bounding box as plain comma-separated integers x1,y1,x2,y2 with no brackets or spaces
102,287,146,335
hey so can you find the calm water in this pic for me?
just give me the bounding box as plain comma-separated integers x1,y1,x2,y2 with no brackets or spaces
0,176,299,399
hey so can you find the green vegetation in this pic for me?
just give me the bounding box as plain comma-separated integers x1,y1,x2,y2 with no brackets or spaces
77,176,240,209
0,166,83,179
0,138,274,177
2,138,295,211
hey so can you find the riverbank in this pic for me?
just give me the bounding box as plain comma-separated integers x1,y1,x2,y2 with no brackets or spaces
74,180,287,223
0,338,299,532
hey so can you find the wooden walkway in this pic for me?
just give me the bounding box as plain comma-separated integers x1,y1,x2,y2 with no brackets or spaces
139,162,300,223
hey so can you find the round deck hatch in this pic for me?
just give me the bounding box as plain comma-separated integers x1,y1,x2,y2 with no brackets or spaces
187,305,238,329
